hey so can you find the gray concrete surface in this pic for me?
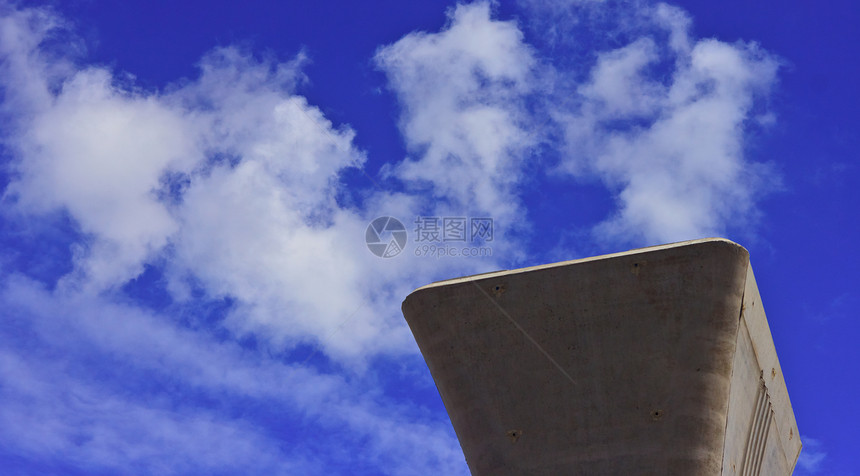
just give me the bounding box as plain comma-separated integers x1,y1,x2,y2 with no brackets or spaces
401,238,801,475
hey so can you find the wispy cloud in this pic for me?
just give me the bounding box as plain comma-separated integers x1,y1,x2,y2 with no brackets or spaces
796,437,827,474
0,274,468,475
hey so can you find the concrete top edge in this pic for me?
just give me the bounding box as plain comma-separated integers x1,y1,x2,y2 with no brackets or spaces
407,237,747,294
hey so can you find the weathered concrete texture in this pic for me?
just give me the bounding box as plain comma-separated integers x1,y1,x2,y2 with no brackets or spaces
401,238,801,475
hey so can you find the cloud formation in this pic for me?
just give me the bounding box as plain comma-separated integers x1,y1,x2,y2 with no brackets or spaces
795,437,827,474
555,3,780,244
375,0,781,248
376,2,537,226
1,6,420,360
0,1,785,474
0,275,467,475
0,6,482,473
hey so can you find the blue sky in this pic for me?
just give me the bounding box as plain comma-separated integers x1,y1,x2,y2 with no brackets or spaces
0,0,857,474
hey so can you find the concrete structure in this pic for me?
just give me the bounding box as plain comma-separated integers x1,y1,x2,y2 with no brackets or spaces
402,238,801,475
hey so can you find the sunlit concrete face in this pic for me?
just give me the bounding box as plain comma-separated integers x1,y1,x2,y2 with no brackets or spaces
402,238,801,475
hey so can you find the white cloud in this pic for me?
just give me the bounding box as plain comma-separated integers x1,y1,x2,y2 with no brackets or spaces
653,3,692,54
5,0,781,365
0,349,314,475
0,274,468,475
8,68,197,290
374,1,781,249
0,6,73,114
0,6,448,361
558,3,780,245
578,38,662,118
375,1,537,225
796,437,827,474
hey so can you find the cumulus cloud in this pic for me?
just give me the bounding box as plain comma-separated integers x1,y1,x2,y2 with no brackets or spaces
0,6,419,360
8,68,197,289
375,2,537,226
1,0,528,362
557,3,780,245
375,0,781,249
